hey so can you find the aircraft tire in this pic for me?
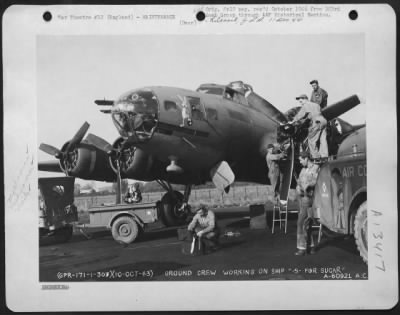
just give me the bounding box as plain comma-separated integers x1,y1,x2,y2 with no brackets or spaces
111,216,139,244
354,201,368,264
160,191,187,227
54,225,73,243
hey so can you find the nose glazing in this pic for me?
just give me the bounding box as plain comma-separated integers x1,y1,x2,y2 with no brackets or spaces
111,90,159,140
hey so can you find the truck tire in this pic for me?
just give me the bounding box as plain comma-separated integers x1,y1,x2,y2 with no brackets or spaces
111,216,139,244
354,201,368,264
160,191,187,227
54,225,73,243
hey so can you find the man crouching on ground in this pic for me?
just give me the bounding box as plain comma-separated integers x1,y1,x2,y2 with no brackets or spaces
188,204,220,252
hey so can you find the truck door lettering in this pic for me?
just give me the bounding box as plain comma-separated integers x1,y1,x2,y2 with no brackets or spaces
342,166,354,178
358,165,367,177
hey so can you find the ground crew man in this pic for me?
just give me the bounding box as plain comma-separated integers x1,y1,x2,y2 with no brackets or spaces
293,94,328,160
310,79,328,109
295,151,320,256
266,144,285,202
188,204,219,251
124,183,142,204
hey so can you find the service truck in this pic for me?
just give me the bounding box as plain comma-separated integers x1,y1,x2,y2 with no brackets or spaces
313,126,367,263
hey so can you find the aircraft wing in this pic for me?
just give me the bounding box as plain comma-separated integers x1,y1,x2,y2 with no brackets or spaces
38,160,63,173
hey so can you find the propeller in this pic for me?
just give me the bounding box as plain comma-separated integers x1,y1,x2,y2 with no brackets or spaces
247,92,362,205
39,122,90,175
85,133,114,153
38,143,61,158
321,94,361,121
246,91,288,125
65,121,90,153
85,133,134,204
245,92,295,203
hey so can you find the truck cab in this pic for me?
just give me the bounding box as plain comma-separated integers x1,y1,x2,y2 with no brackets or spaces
38,176,78,242
313,127,367,263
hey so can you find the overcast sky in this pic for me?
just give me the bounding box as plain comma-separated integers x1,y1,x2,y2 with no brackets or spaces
37,34,365,183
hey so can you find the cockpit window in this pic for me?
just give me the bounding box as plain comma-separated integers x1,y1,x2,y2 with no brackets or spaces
224,88,248,106
197,87,225,96
164,100,178,111
187,96,205,120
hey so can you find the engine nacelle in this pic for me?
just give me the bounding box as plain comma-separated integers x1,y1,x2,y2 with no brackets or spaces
110,137,162,181
59,142,115,181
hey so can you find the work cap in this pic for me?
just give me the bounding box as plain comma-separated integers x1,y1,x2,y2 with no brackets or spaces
310,79,318,85
197,204,207,211
295,94,308,100
299,151,310,159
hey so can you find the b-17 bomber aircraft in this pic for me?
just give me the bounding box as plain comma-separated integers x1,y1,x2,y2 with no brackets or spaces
39,81,362,226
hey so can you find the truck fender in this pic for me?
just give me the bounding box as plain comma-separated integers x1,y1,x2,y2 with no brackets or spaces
108,211,145,230
347,187,367,234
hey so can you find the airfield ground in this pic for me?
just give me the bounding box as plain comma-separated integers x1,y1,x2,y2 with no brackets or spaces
40,205,367,282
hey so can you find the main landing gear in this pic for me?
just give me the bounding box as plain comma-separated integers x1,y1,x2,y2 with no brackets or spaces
156,180,192,226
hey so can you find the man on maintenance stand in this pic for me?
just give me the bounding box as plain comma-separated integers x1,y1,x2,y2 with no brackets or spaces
292,94,328,160
295,151,320,256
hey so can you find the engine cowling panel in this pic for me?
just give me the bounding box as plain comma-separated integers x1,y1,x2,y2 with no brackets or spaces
109,137,161,181
59,142,115,181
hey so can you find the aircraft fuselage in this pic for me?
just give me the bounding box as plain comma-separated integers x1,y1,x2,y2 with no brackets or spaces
111,85,278,184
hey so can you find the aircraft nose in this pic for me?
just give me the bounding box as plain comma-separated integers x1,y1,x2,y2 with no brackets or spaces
111,90,159,140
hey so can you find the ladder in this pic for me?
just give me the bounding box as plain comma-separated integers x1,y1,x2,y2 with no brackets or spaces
272,201,300,234
272,202,288,234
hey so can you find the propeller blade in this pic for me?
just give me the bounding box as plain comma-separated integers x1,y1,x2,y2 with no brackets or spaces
246,91,288,124
39,143,61,157
85,133,113,153
66,121,90,152
279,139,295,204
322,94,361,121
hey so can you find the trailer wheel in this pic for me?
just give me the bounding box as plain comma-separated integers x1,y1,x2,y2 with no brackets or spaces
111,216,139,244
354,201,368,264
160,191,187,226
54,225,73,243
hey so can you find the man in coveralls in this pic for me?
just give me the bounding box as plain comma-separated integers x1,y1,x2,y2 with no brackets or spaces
266,143,285,202
295,151,320,256
293,94,328,160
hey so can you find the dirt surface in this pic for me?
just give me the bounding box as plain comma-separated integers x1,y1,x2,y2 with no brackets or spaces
40,206,367,282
